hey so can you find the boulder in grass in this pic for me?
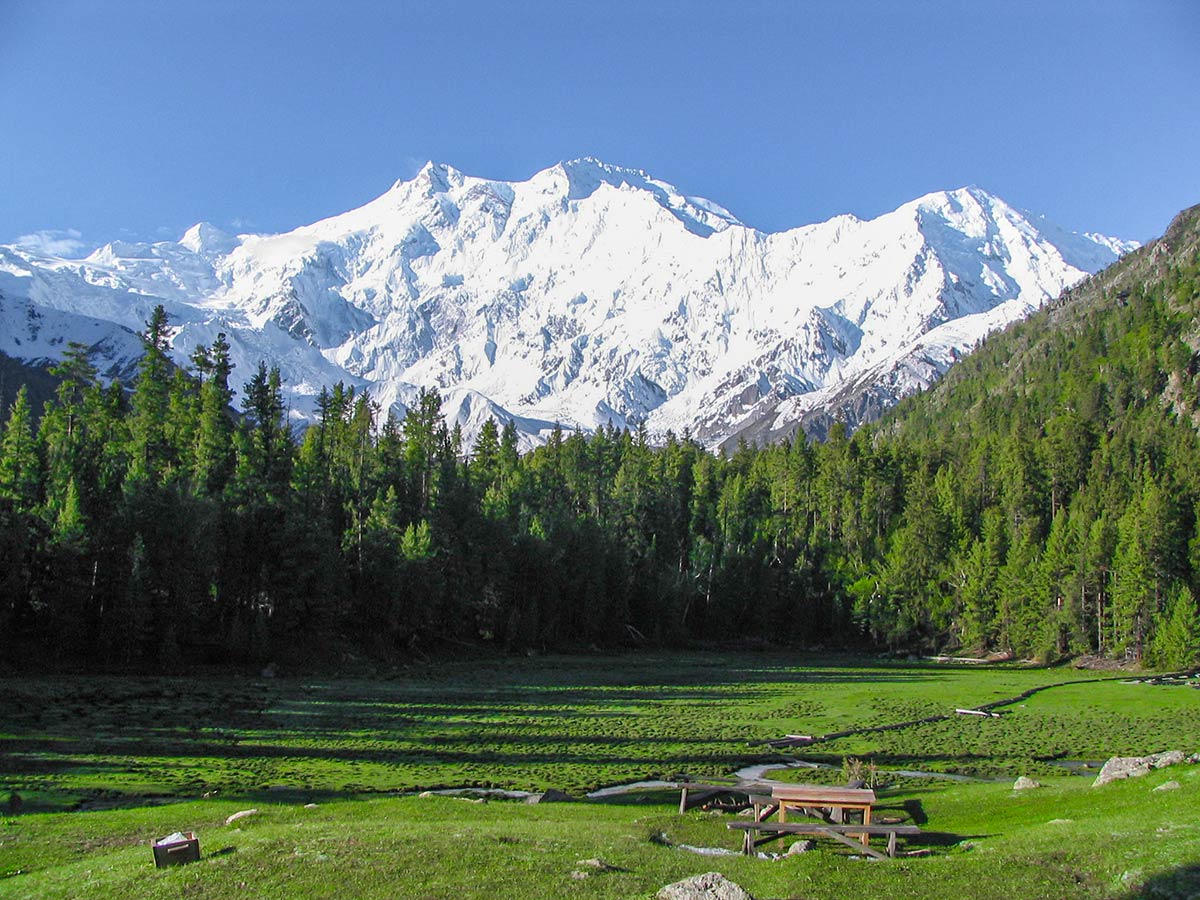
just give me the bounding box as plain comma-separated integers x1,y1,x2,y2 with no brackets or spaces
1094,757,1151,787
1152,781,1181,792
1094,751,1187,787
1013,776,1042,790
1148,750,1185,769
657,873,755,900
224,808,259,825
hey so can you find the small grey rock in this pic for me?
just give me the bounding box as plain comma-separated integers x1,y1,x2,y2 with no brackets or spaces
575,857,622,872
786,839,816,855
1152,781,1181,792
1013,776,1042,790
657,872,755,900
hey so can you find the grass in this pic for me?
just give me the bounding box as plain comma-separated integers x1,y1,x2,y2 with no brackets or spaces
1,653,1197,898
3,772,1199,899
817,678,1200,780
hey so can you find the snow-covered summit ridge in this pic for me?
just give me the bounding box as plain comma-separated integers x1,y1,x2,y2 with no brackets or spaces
180,222,241,256
0,159,1135,448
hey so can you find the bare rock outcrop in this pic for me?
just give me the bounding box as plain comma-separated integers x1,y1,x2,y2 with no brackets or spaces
657,872,755,900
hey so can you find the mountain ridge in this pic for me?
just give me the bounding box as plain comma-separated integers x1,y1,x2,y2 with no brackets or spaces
0,160,1135,447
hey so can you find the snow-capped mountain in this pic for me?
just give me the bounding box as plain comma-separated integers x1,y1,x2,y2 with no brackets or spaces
0,158,1136,448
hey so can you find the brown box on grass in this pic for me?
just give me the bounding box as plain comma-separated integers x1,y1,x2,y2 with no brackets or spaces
152,832,200,867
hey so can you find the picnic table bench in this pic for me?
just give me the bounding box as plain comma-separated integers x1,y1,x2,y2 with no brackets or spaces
727,821,922,860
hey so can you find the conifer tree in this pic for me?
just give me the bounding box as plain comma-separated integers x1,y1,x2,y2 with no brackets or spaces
403,388,445,517
127,305,173,482
0,387,40,512
1147,583,1200,669
193,333,235,495
956,508,1005,652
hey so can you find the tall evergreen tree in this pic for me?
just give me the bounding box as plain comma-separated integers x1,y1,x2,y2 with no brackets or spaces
127,305,174,482
193,333,235,496
0,387,40,511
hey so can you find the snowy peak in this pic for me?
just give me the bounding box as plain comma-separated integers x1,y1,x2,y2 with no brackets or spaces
909,186,1138,278
0,160,1136,448
546,157,742,235
179,222,240,256
409,159,462,195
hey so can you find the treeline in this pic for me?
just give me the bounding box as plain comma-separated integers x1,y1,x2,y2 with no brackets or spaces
3,210,1200,670
0,309,857,667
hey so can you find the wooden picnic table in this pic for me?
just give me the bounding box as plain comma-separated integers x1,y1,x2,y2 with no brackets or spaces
725,783,919,859
676,782,876,828
773,784,876,829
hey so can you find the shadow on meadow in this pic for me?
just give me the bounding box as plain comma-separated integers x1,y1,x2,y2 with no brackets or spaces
1122,862,1200,899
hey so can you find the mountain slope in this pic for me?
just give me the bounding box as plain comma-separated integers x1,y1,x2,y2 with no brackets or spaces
0,160,1134,446
827,201,1200,658
881,201,1200,443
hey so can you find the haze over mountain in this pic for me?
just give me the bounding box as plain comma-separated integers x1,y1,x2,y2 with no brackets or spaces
0,159,1135,447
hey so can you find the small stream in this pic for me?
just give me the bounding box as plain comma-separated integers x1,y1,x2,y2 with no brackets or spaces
424,757,1015,803
732,758,988,784
420,754,1093,803
1045,759,1104,772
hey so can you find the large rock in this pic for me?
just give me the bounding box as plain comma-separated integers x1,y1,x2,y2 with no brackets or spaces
657,872,755,900
1093,751,1186,787
1093,757,1151,787
1148,750,1185,768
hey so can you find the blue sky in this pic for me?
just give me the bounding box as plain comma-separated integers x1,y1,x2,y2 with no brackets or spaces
1,0,1196,252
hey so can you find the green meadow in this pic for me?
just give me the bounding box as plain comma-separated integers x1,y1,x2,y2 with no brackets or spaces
2,655,1198,899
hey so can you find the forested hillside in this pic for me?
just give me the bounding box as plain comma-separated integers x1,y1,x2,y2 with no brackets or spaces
871,203,1200,663
1,207,1198,671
